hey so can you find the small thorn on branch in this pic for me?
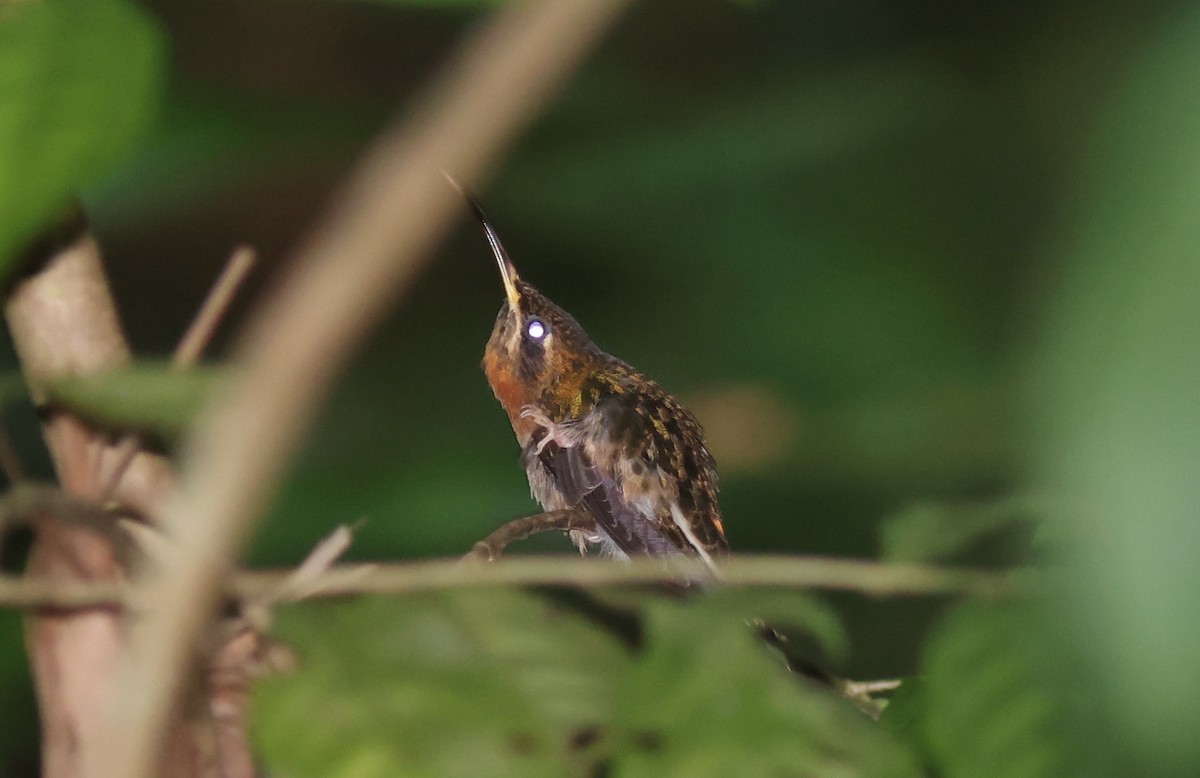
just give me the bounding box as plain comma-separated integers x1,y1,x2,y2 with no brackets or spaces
843,679,902,696
267,523,374,606
462,509,594,562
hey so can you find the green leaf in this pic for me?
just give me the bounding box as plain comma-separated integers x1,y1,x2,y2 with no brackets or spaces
919,602,1080,778
877,678,932,766
0,0,165,275
255,591,630,778
254,589,920,777
45,363,220,437
617,594,920,778
698,587,849,665
879,499,1042,567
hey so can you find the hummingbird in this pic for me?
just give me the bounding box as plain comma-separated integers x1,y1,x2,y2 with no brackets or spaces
466,194,728,572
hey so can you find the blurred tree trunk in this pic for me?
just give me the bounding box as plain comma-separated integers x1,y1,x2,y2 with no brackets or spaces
3,211,245,777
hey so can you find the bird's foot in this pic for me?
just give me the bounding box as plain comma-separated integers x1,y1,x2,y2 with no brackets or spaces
520,405,562,454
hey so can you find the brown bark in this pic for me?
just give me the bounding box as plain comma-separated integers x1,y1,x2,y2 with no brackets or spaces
461,510,594,562
4,216,251,777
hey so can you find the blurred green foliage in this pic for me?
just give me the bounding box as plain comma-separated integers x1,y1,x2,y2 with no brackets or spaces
0,0,163,274
45,362,220,438
0,0,1198,775
1035,5,1200,771
891,601,1077,778
255,590,918,778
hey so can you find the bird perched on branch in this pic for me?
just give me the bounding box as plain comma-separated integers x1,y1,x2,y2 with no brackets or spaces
464,192,728,572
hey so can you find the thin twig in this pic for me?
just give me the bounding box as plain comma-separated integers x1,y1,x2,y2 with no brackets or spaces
267,524,363,604
0,577,126,609
461,509,593,561
230,555,1029,601
98,246,256,503
0,554,1032,610
172,245,257,369
102,5,631,777
97,437,139,505
0,483,117,537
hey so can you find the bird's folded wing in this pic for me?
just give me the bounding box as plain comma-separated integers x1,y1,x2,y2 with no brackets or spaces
530,438,687,558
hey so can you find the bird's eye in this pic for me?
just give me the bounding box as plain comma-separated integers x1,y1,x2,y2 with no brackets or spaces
526,318,547,341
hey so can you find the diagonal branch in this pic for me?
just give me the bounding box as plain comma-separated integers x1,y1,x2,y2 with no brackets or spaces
171,245,256,369
101,3,632,777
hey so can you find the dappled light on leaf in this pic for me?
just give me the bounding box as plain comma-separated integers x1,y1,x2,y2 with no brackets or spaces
254,590,918,777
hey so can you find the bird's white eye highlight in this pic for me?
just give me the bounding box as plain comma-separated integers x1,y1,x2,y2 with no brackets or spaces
526,318,547,341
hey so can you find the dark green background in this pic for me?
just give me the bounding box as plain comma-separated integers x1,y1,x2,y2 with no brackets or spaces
95,0,1082,561
3,0,1198,775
